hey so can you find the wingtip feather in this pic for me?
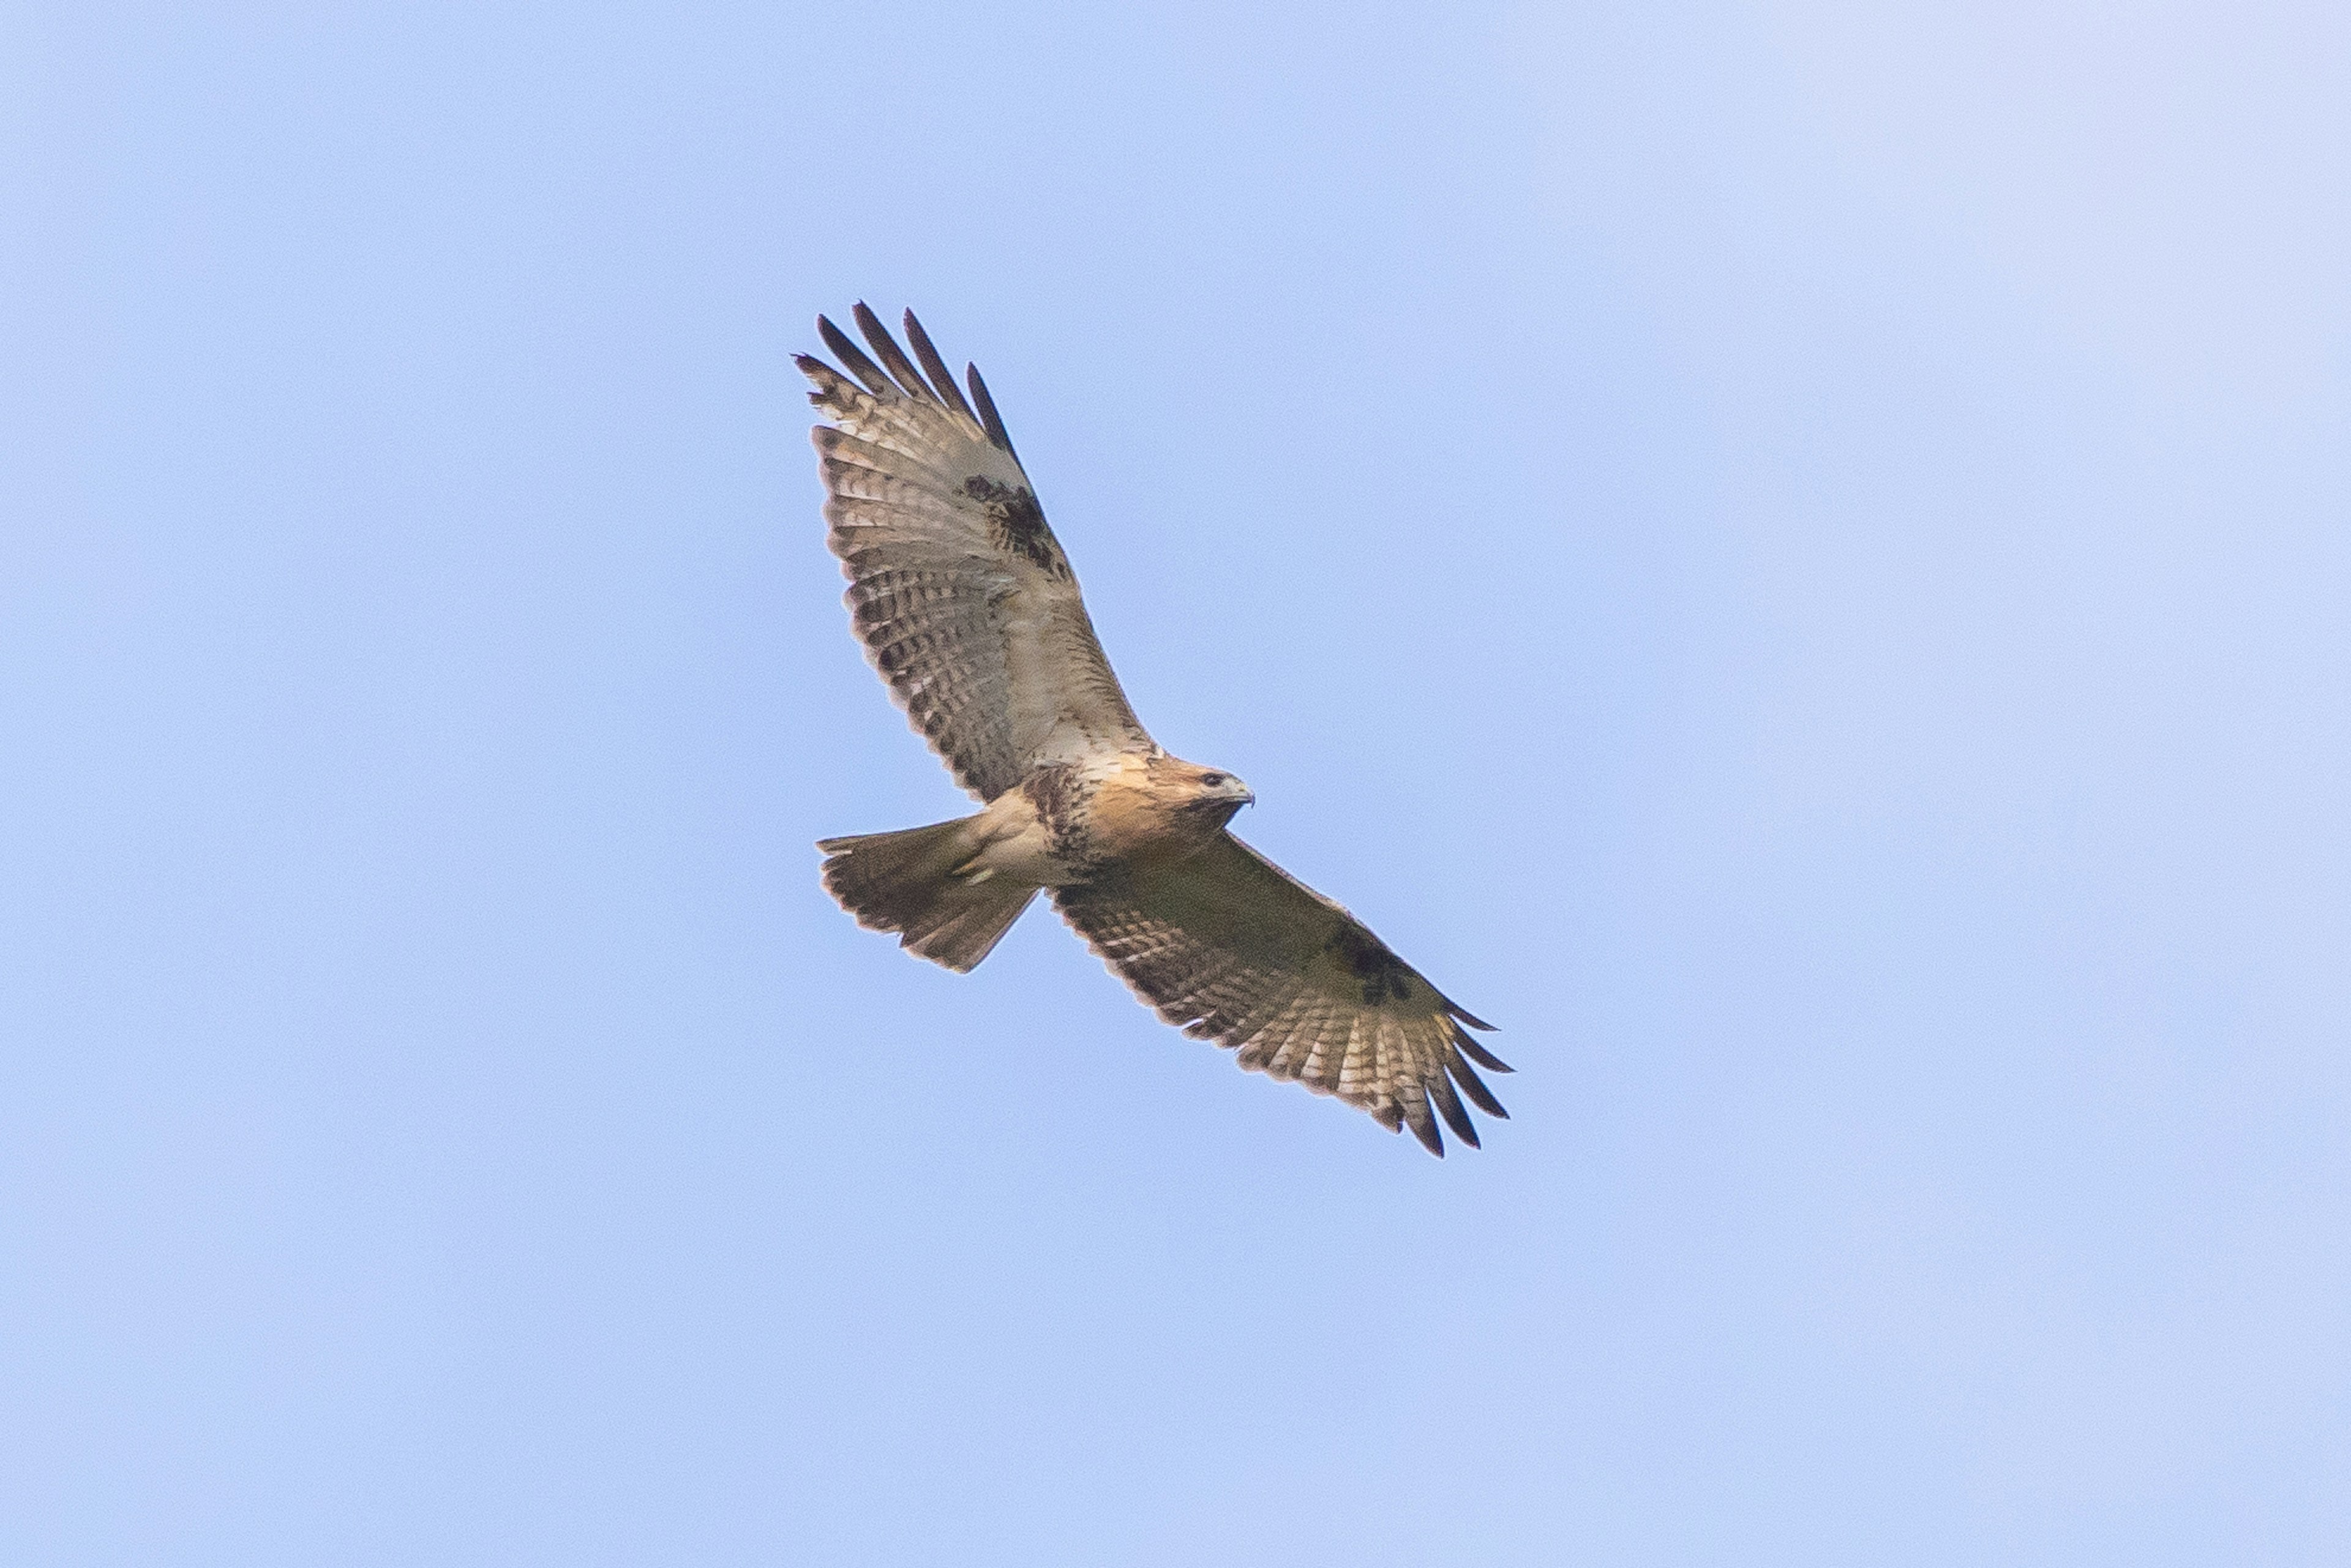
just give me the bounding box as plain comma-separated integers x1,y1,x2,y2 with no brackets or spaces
816,314,892,396
852,301,936,405
1451,1022,1513,1074
1445,1051,1509,1119
902,310,979,421
966,363,1018,458
1400,1091,1445,1157
1430,1071,1480,1148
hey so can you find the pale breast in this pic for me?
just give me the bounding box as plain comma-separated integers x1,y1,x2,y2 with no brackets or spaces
1080,753,1223,866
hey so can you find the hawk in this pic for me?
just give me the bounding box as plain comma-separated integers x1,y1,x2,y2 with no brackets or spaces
802,306,1509,1155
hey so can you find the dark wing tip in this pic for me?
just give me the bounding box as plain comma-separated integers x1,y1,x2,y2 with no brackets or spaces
902,310,979,421
1451,1021,1512,1075
1445,1049,1509,1119
1400,1092,1446,1157
851,301,936,405
793,353,834,405
1449,1002,1499,1032
965,362,1018,459
816,313,891,396
1430,1070,1480,1148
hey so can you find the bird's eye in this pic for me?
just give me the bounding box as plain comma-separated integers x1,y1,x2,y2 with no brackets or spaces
1201,773,1226,787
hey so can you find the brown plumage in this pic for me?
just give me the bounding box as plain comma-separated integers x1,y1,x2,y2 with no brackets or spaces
804,306,1507,1155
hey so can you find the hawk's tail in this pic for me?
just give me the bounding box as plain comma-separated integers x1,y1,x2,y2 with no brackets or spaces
817,816,1038,973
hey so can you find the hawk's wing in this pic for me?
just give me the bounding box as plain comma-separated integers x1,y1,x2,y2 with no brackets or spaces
1052,833,1509,1155
800,306,1150,802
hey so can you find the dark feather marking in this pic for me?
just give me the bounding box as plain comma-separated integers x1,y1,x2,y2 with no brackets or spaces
816,315,893,397
1020,763,1093,861
1445,1050,1509,1118
1324,925,1415,1007
1450,1022,1512,1074
852,301,934,403
1400,1090,1444,1157
795,353,848,403
963,476,1067,577
902,311,978,421
1430,1070,1480,1148
966,364,1018,459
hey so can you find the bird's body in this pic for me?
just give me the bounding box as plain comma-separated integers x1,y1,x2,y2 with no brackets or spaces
803,306,1508,1155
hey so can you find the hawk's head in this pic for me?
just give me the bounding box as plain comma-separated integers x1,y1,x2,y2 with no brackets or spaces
1146,754,1255,828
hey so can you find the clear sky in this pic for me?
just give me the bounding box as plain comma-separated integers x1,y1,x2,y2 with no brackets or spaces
7,3,2347,1563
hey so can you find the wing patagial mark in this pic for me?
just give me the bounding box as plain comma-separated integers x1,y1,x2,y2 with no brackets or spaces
962,476,1069,578
1325,925,1415,1007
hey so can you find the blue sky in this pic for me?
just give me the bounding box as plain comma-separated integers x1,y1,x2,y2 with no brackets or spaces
6,2,2347,1562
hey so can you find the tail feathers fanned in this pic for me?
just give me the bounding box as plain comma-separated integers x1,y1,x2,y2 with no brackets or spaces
818,817,1036,973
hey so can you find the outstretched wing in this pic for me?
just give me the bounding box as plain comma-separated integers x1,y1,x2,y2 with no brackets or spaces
1052,834,1509,1156
800,306,1151,802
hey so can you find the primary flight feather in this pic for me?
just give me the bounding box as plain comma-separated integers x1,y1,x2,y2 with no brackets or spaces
802,305,1507,1155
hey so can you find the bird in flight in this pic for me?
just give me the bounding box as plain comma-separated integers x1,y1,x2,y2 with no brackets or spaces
801,306,1508,1155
